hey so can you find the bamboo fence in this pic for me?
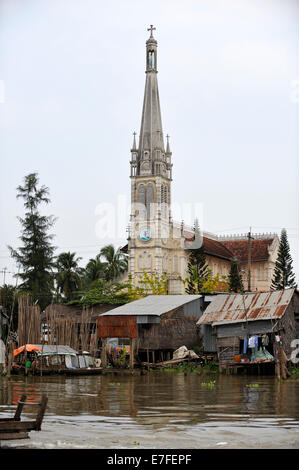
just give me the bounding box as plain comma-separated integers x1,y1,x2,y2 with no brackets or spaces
17,295,41,347
42,304,97,354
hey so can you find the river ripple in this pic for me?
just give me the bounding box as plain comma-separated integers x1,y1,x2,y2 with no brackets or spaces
0,372,298,449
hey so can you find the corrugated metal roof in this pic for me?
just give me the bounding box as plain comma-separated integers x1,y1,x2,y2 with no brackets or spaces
101,295,201,317
197,289,296,326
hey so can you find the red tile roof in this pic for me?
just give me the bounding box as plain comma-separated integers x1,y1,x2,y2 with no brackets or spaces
121,235,275,263
184,231,234,260
221,238,274,262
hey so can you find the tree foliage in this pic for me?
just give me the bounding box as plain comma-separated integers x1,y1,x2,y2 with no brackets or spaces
84,254,107,288
228,258,244,293
0,284,20,334
181,268,229,294
8,173,56,309
99,244,128,281
127,272,168,301
271,229,297,290
184,245,210,293
67,279,130,306
55,251,83,301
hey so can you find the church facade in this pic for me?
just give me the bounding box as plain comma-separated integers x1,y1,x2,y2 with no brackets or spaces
125,27,279,293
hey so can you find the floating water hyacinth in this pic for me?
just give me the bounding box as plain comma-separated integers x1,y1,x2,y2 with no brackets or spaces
201,380,216,388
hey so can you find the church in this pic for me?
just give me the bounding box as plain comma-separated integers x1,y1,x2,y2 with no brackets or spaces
123,26,279,294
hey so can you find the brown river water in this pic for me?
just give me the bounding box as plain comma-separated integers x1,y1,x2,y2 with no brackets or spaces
0,372,298,449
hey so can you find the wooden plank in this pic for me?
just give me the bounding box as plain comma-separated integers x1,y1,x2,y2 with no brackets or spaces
14,394,27,421
0,432,29,440
101,338,107,368
35,395,48,431
129,338,134,369
0,420,36,431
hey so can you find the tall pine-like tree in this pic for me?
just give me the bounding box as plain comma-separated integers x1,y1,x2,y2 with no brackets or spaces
185,245,210,294
8,173,56,309
271,228,297,290
228,258,244,293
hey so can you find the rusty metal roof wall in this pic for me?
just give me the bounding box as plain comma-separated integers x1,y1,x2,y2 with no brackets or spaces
101,295,202,317
197,289,296,326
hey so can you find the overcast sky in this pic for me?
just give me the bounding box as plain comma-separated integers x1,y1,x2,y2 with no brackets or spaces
0,0,298,285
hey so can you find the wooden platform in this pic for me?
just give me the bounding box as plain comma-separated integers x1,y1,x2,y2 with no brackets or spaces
0,394,48,440
220,360,275,375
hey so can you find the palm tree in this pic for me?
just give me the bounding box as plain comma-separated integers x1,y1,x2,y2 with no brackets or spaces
100,245,128,281
84,254,106,287
55,252,83,301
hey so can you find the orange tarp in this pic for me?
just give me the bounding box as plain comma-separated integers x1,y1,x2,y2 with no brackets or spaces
13,344,41,357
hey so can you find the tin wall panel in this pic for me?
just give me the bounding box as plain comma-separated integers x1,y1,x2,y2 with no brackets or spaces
97,315,137,338
183,298,202,317
201,324,217,352
216,320,274,338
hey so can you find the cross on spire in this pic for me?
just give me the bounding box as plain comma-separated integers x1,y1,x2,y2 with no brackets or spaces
147,25,156,37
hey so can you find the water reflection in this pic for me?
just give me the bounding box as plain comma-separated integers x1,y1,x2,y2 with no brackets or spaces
0,372,299,448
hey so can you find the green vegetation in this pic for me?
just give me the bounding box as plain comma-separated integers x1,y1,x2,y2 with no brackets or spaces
8,173,56,310
271,228,297,290
55,252,83,301
180,222,229,294
67,279,130,306
99,244,128,282
289,366,299,376
201,380,216,388
228,258,244,293
202,361,219,374
162,362,199,373
0,284,20,333
246,383,260,388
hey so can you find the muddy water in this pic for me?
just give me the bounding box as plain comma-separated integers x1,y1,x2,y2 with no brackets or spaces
0,372,298,449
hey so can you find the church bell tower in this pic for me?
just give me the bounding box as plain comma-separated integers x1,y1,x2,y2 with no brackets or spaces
128,26,185,291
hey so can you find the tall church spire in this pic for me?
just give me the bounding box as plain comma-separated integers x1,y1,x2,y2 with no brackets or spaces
132,26,171,179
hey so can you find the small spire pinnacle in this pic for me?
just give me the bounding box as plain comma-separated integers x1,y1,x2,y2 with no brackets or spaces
166,134,171,153
147,25,156,38
132,131,137,150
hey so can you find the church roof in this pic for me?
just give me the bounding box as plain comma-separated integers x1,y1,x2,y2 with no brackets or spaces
220,238,275,262
183,231,276,262
121,235,275,263
183,231,233,260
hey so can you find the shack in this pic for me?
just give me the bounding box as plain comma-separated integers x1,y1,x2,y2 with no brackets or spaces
40,303,122,354
197,289,299,375
97,295,204,367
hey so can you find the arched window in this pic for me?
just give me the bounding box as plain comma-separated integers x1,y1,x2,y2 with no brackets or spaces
146,184,154,218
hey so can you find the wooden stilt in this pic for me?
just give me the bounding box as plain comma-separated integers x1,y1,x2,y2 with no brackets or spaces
101,338,107,369
7,342,14,379
129,338,135,369
14,394,27,421
35,395,48,431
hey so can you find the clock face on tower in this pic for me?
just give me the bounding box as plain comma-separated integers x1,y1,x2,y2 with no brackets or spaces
139,226,151,242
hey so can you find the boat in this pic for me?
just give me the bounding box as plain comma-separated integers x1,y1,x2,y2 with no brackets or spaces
0,394,48,440
12,344,102,376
